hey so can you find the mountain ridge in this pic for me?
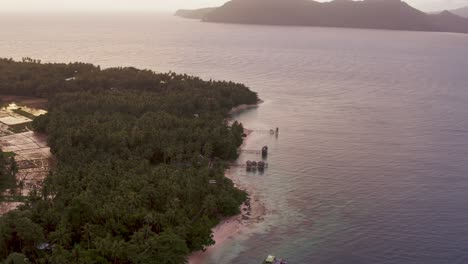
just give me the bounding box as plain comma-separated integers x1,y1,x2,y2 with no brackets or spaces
176,0,468,34
450,5,468,18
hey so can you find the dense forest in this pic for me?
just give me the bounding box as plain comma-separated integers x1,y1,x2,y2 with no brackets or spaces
0,151,17,195
0,58,258,263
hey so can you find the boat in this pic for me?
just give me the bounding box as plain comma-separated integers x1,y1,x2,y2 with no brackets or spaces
263,255,287,264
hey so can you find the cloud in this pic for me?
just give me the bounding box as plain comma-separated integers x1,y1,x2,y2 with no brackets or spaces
408,0,468,10
0,0,225,12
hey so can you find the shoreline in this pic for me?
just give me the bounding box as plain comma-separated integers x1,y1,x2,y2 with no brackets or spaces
228,99,264,116
188,102,266,264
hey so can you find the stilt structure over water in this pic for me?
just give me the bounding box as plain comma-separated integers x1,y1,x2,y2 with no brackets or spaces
262,146,268,157
245,160,269,171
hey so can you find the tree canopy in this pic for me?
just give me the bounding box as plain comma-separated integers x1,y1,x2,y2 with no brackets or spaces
0,59,258,263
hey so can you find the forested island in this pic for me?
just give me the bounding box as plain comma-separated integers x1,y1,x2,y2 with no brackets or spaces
176,0,468,34
175,8,216,19
0,58,258,263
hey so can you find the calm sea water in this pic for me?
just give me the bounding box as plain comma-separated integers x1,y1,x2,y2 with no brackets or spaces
2,13,468,264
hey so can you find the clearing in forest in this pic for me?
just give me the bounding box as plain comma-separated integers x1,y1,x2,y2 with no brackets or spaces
0,98,51,214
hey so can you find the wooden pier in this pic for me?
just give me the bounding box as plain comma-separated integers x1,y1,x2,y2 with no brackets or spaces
240,149,262,155
231,162,269,168
250,128,279,135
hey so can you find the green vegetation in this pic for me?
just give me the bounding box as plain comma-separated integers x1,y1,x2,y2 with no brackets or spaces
12,109,36,120
0,196,29,204
2,152,16,158
0,58,258,263
7,124,29,134
0,151,18,194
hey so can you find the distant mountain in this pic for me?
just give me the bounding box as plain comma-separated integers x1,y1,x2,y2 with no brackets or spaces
175,8,216,19
178,0,468,34
450,5,468,18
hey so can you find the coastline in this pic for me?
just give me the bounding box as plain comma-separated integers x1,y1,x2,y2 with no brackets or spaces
188,101,266,264
228,99,263,116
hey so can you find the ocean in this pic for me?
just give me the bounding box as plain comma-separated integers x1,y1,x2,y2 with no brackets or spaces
2,12,468,264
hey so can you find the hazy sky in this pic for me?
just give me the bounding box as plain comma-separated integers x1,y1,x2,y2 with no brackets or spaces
1,0,468,13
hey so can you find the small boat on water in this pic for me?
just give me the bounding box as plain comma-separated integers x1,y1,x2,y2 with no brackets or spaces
263,255,287,264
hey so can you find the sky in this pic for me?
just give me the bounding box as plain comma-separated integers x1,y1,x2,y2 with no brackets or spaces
1,0,468,13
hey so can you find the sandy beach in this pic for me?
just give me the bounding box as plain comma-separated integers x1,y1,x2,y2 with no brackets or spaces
188,168,266,264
